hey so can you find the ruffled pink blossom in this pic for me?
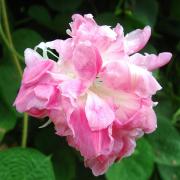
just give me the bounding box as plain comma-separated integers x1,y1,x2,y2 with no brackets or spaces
14,14,172,176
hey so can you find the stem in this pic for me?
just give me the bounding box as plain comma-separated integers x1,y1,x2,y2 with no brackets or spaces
21,113,28,148
1,0,22,76
0,0,28,148
0,25,24,61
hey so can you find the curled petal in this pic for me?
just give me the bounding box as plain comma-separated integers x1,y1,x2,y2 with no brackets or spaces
124,26,151,55
69,14,96,37
130,52,172,71
24,48,43,67
14,86,48,117
23,49,54,86
46,39,74,61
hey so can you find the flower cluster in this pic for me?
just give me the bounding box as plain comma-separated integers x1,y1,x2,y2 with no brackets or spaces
14,14,172,176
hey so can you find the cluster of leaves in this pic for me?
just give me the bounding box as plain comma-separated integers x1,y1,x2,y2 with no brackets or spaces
0,0,180,179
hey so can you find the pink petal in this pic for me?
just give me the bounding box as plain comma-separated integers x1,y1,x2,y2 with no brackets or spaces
34,85,54,101
47,39,74,61
14,86,48,117
59,79,87,99
69,14,96,37
130,52,172,71
85,91,115,131
24,48,43,67
49,109,72,136
101,61,161,96
129,64,162,96
22,54,54,86
67,108,113,159
127,105,157,133
124,26,151,55
114,92,141,123
72,43,102,81
85,155,117,176
100,60,130,91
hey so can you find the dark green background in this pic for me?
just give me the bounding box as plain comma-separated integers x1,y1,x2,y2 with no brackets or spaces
0,0,180,180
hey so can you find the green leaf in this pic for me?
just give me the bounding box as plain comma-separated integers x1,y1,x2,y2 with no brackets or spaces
0,65,20,111
158,165,180,180
35,127,76,180
53,147,76,180
131,0,158,27
52,13,71,35
28,5,51,27
140,43,157,54
0,101,17,142
170,0,180,21
119,15,143,33
0,147,55,180
176,41,180,52
96,13,120,27
106,138,154,180
46,0,82,12
147,115,180,166
13,28,43,56
154,100,175,119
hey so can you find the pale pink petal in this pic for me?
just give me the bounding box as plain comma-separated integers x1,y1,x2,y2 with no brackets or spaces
129,64,162,96
100,60,130,91
85,91,115,131
24,48,43,67
46,39,74,61
114,92,141,123
100,24,125,61
59,79,87,99
130,52,172,71
34,85,54,101
124,26,151,55
101,61,161,96
126,105,157,133
69,14,96,37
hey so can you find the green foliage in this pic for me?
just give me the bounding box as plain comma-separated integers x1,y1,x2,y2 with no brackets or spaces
106,138,154,180
96,13,120,26
131,0,158,27
0,0,179,180
13,29,43,56
0,65,20,109
158,165,180,180
28,5,52,27
46,0,82,12
0,102,17,142
148,115,180,166
34,127,76,180
0,147,55,180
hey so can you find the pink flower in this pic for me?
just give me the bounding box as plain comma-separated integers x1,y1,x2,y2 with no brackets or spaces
14,14,172,176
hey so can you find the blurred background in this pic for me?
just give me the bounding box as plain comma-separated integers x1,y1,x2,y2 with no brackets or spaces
0,0,180,180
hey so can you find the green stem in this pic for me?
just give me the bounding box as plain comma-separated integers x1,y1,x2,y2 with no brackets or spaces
0,0,28,148
1,0,22,76
0,25,24,61
21,113,28,148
